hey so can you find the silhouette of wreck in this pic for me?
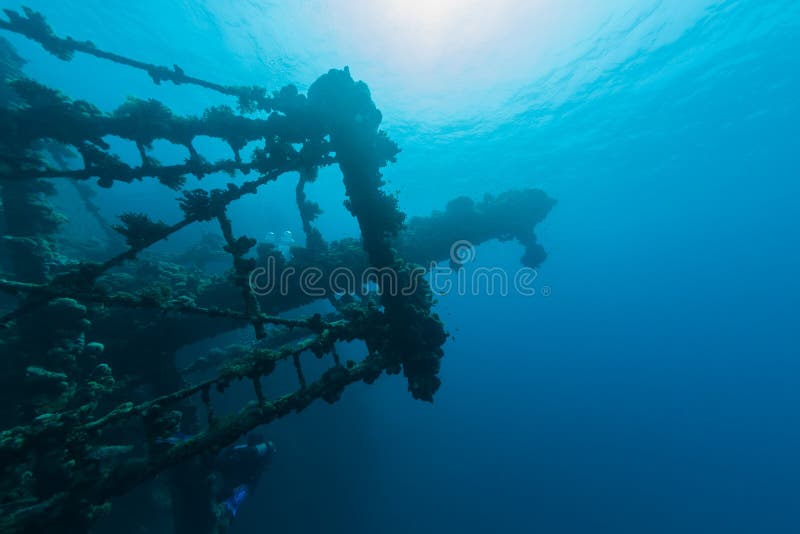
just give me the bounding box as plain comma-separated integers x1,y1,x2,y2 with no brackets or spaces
0,8,555,533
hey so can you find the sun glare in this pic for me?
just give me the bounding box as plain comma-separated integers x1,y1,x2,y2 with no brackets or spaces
357,0,517,70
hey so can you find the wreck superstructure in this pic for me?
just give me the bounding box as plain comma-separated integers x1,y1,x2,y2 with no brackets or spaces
0,8,554,533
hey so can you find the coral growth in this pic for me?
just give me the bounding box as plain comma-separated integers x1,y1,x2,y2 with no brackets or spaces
0,8,554,534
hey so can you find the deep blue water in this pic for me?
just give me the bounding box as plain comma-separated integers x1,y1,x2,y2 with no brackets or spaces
4,0,800,532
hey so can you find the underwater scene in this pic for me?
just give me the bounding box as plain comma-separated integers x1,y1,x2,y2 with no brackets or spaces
0,1,798,533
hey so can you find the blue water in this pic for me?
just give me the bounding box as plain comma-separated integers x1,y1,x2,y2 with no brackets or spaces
4,0,800,532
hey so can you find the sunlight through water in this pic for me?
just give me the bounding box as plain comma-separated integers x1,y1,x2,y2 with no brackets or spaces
205,0,720,132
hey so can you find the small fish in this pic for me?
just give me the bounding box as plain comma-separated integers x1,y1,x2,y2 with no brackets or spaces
154,432,194,446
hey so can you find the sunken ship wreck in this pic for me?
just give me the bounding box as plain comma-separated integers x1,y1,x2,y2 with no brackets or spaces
0,7,554,533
